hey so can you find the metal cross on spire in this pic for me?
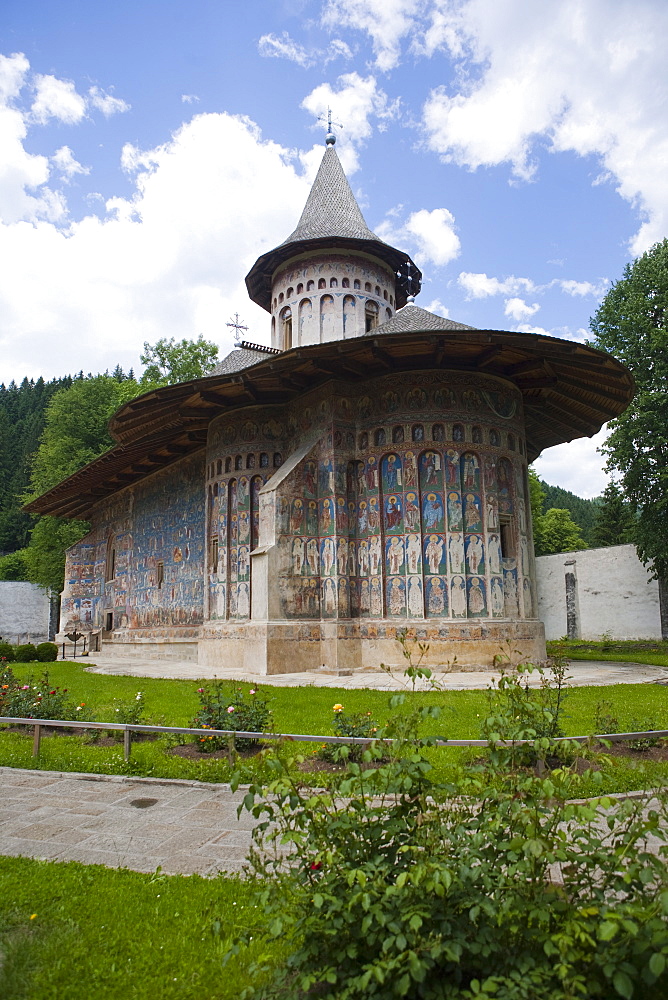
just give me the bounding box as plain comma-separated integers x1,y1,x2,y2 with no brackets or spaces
226,312,248,346
318,107,343,146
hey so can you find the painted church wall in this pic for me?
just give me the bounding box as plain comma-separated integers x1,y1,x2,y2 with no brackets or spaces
536,543,662,640
60,452,205,632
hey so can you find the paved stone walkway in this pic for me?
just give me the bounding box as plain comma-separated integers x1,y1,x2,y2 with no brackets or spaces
81,653,666,690
0,768,252,876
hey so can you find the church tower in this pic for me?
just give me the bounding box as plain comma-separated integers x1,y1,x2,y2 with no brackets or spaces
245,136,421,351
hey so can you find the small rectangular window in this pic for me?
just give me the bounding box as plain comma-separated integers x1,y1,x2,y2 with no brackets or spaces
211,537,219,572
157,561,164,589
500,517,515,559
105,612,114,631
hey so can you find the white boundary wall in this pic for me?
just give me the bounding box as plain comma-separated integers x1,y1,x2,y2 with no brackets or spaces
535,543,662,640
0,582,52,644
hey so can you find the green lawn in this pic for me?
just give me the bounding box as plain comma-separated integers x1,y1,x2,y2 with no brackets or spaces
0,855,277,1000
547,638,668,668
2,659,668,793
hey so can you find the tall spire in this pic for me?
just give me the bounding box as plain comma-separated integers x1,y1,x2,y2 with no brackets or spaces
245,143,421,312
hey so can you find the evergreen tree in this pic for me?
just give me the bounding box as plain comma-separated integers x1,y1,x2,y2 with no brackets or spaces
590,237,668,578
590,481,637,547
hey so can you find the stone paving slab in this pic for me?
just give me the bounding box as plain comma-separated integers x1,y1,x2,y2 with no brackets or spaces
79,654,667,689
0,767,252,876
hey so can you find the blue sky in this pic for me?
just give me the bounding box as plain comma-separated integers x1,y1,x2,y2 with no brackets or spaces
1,0,666,497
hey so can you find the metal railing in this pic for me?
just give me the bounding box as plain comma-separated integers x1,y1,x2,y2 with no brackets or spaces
2,716,668,762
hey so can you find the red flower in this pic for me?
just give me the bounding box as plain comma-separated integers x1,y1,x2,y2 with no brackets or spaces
309,862,322,871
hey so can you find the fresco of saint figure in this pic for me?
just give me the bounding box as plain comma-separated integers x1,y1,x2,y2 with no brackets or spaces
467,577,486,616
357,499,368,535
304,460,317,498
237,582,250,618
386,536,404,575
403,450,417,488
238,512,250,542
423,492,444,532
491,577,504,616
406,533,421,574
384,495,403,532
464,492,482,532
336,496,347,533
238,545,250,579
369,536,382,575
448,533,464,574
420,451,442,489
408,576,424,616
461,453,480,490
366,457,378,492
358,539,369,577
425,534,445,575
504,569,518,613
447,491,462,531
290,499,304,534
291,538,305,575
405,491,420,530
338,539,348,575
451,575,467,617
360,579,370,613
523,578,533,616
319,458,334,494
387,577,406,616
518,498,527,533
520,536,530,576
321,537,336,576
382,454,401,491
306,537,319,576
445,449,459,486
466,534,484,575
368,497,380,531
338,577,349,615
320,498,335,534
370,577,383,615
486,494,498,530
488,534,501,575
322,578,337,616
426,576,447,616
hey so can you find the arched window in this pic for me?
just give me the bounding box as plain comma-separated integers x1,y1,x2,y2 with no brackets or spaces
375,285,381,296
272,297,277,310
383,289,388,300
307,279,314,291
246,453,255,469
364,282,371,292
213,482,218,497
412,424,424,442
374,428,386,447
273,452,283,467
216,459,222,475
318,278,326,289
359,431,368,449
235,455,243,470
280,306,292,350
278,291,284,303
330,277,338,288
365,300,379,332
286,286,294,298
453,423,464,443
390,295,394,306
354,279,361,290
386,307,392,321
432,423,444,442
225,457,231,473
490,428,500,447
342,277,350,288
392,425,404,444
260,452,269,468
472,426,482,444
297,283,303,294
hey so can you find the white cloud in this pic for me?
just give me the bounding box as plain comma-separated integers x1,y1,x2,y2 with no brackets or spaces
321,0,418,71
0,51,29,101
0,111,314,381
533,425,611,498
418,0,668,253
560,278,608,297
51,146,90,179
259,32,314,68
424,298,450,316
458,271,536,298
31,73,87,124
301,72,399,172
88,85,130,116
400,207,460,267
181,94,200,104
515,322,552,337
504,296,540,321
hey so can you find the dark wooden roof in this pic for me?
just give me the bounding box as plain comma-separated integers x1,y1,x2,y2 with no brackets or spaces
26,327,633,519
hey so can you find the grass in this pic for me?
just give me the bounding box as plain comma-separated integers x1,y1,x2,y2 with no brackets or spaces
0,855,278,999
547,638,668,668
2,659,668,793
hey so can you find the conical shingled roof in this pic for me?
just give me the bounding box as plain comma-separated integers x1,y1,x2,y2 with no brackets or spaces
245,144,421,312
282,146,384,244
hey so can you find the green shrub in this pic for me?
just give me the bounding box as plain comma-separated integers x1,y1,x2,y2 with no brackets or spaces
4,671,72,720
316,703,381,763
35,641,58,662
192,681,271,751
0,641,15,663
0,666,19,713
228,681,668,1000
14,643,39,662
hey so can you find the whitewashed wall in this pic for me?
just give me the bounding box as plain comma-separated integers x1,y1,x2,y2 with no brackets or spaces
536,543,662,640
0,582,52,644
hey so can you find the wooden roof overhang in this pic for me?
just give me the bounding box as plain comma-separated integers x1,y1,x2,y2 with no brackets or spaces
25,328,633,519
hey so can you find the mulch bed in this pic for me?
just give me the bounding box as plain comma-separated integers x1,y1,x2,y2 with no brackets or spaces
167,743,263,761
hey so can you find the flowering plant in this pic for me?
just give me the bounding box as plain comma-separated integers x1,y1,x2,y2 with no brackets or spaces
316,703,381,764
191,681,272,752
1,670,73,720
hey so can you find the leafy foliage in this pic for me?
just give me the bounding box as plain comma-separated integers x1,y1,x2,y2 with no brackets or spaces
316,703,381,763
191,681,272,751
528,469,594,555
590,237,668,578
0,549,29,581
535,508,587,556
139,335,219,386
228,671,668,999
1,669,72,720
